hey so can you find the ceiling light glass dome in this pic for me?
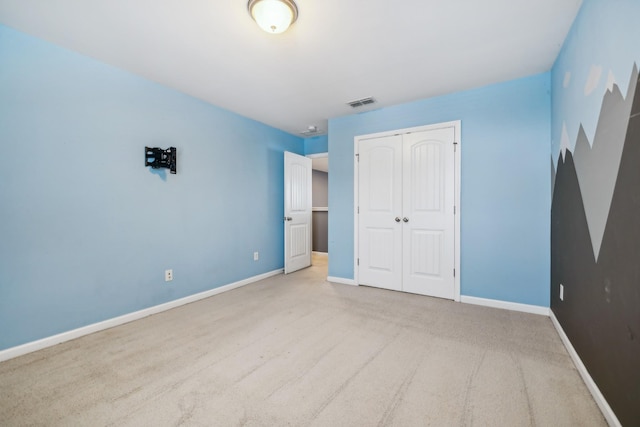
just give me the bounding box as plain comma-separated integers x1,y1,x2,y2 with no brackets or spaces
248,0,298,34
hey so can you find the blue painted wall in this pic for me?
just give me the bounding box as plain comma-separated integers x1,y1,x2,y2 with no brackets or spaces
0,25,303,350
304,135,328,155
328,73,551,306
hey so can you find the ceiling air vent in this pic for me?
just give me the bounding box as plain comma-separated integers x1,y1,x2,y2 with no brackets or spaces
300,125,324,136
347,97,376,108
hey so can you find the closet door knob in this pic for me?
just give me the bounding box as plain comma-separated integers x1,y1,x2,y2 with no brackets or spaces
403,217,409,223
395,217,401,222
284,216,293,221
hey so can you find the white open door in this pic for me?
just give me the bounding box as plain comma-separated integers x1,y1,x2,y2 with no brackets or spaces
284,151,312,274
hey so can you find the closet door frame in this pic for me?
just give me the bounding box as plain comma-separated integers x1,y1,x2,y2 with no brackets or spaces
353,120,461,301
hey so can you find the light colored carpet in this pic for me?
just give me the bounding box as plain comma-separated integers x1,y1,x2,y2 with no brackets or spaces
0,255,605,426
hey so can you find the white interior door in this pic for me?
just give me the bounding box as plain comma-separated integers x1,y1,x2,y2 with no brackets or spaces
284,151,312,274
402,128,455,299
358,135,403,290
357,125,457,299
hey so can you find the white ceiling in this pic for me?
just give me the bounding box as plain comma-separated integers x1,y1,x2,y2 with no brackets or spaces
0,0,582,136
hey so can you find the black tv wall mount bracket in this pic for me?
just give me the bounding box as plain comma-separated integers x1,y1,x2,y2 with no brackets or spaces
145,147,176,174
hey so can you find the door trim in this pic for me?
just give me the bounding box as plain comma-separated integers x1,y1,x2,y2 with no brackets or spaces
353,120,461,301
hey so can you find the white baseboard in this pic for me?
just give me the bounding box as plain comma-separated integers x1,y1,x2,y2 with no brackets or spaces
460,296,550,316
327,276,356,286
550,311,621,427
0,269,283,363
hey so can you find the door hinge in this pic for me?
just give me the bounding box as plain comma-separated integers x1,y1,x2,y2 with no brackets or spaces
454,205,456,214
453,268,456,277
357,258,360,266
454,141,458,152
355,153,360,162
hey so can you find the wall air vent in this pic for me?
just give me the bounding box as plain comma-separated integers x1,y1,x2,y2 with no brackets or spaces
347,97,376,108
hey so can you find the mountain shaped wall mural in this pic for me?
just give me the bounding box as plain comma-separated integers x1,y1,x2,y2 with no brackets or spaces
554,66,638,260
551,64,640,427
573,65,638,260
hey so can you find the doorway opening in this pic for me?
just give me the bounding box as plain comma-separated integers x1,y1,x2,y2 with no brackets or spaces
309,153,328,267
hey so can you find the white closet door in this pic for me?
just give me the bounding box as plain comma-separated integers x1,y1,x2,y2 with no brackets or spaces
357,135,403,291
402,128,455,298
356,125,457,299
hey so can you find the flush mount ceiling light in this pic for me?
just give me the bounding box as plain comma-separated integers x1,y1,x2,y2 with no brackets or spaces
248,0,298,34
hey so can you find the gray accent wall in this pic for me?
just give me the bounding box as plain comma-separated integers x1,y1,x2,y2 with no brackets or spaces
312,170,328,207
312,212,328,253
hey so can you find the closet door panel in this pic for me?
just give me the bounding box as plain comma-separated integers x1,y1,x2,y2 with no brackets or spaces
358,135,403,291
402,128,455,299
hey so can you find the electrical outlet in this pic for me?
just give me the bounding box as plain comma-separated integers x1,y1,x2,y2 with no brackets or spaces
560,284,564,301
253,252,259,261
165,269,173,282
